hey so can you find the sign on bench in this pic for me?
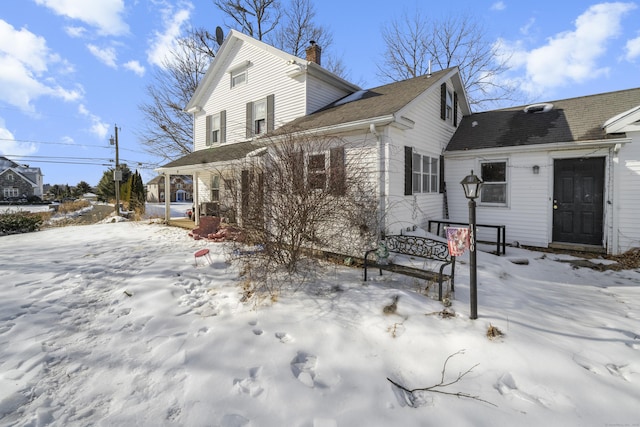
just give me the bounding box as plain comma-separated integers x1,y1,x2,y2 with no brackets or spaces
363,235,456,301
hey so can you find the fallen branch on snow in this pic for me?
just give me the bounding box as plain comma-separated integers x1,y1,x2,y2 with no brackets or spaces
387,350,496,407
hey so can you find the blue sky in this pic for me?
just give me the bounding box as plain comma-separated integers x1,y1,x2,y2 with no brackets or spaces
1,0,639,187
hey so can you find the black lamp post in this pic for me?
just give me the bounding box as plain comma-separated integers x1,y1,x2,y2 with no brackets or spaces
460,170,483,320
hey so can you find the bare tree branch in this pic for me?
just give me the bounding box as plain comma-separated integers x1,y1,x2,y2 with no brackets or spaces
138,28,217,163
387,350,497,407
378,11,522,110
214,0,282,40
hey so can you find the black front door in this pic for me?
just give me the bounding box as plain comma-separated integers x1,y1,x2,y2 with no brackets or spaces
552,157,605,245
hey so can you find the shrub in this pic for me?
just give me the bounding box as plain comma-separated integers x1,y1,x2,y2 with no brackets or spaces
57,200,90,214
0,211,47,234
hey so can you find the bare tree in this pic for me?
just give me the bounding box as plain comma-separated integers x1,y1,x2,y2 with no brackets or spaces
268,0,347,78
378,11,518,110
138,28,217,162
214,0,281,40
248,134,377,270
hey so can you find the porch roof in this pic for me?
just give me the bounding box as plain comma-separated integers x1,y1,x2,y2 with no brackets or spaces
446,87,640,151
158,142,260,171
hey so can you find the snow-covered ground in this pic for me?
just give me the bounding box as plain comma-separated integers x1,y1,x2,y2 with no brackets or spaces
0,221,638,426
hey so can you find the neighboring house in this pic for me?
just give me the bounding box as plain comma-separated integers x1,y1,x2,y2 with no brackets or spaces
82,192,98,202
445,88,640,255
146,175,193,203
0,156,44,200
157,30,468,243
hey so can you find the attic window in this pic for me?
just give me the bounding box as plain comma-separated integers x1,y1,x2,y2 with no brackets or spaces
524,103,554,114
229,60,251,88
231,69,247,88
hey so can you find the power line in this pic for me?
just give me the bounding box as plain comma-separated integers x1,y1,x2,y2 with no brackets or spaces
0,137,150,155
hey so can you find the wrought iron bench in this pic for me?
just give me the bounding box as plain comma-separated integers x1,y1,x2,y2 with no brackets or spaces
363,235,456,301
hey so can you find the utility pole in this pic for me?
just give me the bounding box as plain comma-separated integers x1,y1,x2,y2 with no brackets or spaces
110,125,121,216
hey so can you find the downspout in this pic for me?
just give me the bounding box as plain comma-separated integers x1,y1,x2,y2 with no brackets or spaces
611,144,621,254
370,123,386,238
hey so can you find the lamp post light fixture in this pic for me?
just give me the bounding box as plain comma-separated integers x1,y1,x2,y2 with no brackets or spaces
460,170,483,320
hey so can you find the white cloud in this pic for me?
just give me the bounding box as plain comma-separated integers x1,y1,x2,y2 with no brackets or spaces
78,104,109,139
520,18,536,36
146,3,193,68
500,2,637,96
64,25,87,38
625,35,640,61
0,20,82,112
87,44,118,68
491,1,506,11
124,60,145,77
0,20,50,73
34,0,128,36
0,119,38,156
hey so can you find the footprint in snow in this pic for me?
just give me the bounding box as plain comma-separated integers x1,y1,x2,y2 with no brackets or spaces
275,332,293,343
290,351,340,389
233,366,264,397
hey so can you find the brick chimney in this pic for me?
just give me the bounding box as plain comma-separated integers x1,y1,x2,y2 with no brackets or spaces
305,40,321,66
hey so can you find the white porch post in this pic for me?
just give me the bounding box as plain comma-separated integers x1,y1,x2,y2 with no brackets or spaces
164,173,171,222
193,172,200,226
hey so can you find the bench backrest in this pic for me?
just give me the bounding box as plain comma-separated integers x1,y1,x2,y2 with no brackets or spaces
384,235,451,262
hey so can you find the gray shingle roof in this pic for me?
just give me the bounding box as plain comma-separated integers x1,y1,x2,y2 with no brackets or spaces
446,87,640,152
161,68,456,169
272,68,454,134
160,142,260,169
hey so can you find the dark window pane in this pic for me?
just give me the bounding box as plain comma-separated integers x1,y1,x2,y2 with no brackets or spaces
481,162,506,182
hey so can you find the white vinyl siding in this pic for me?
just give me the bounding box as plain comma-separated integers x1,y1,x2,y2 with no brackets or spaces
616,132,640,252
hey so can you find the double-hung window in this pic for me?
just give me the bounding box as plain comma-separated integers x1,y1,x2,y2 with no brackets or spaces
308,154,326,190
409,150,439,194
3,188,19,198
211,175,220,204
206,111,226,146
246,95,274,139
446,90,453,121
253,99,267,135
210,114,220,145
480,161,508,205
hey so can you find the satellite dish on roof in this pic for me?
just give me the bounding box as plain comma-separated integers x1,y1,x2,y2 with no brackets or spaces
215,26,224,46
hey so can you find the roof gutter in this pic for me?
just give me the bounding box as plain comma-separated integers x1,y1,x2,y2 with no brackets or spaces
445,137,631,158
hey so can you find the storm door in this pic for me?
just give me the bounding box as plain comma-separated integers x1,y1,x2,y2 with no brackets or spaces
552,157,605,245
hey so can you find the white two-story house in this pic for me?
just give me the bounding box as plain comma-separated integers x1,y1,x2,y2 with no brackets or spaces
157,30,468,247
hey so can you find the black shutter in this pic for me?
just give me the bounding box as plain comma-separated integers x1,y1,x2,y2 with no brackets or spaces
246,102,253,138
404,146,413,195
439,155,445,194
267,94,275,132
220,110,226,144
293,151,304,193
453,92,458,127
205,115,212,146
329,147,346,196
440,83,446,120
